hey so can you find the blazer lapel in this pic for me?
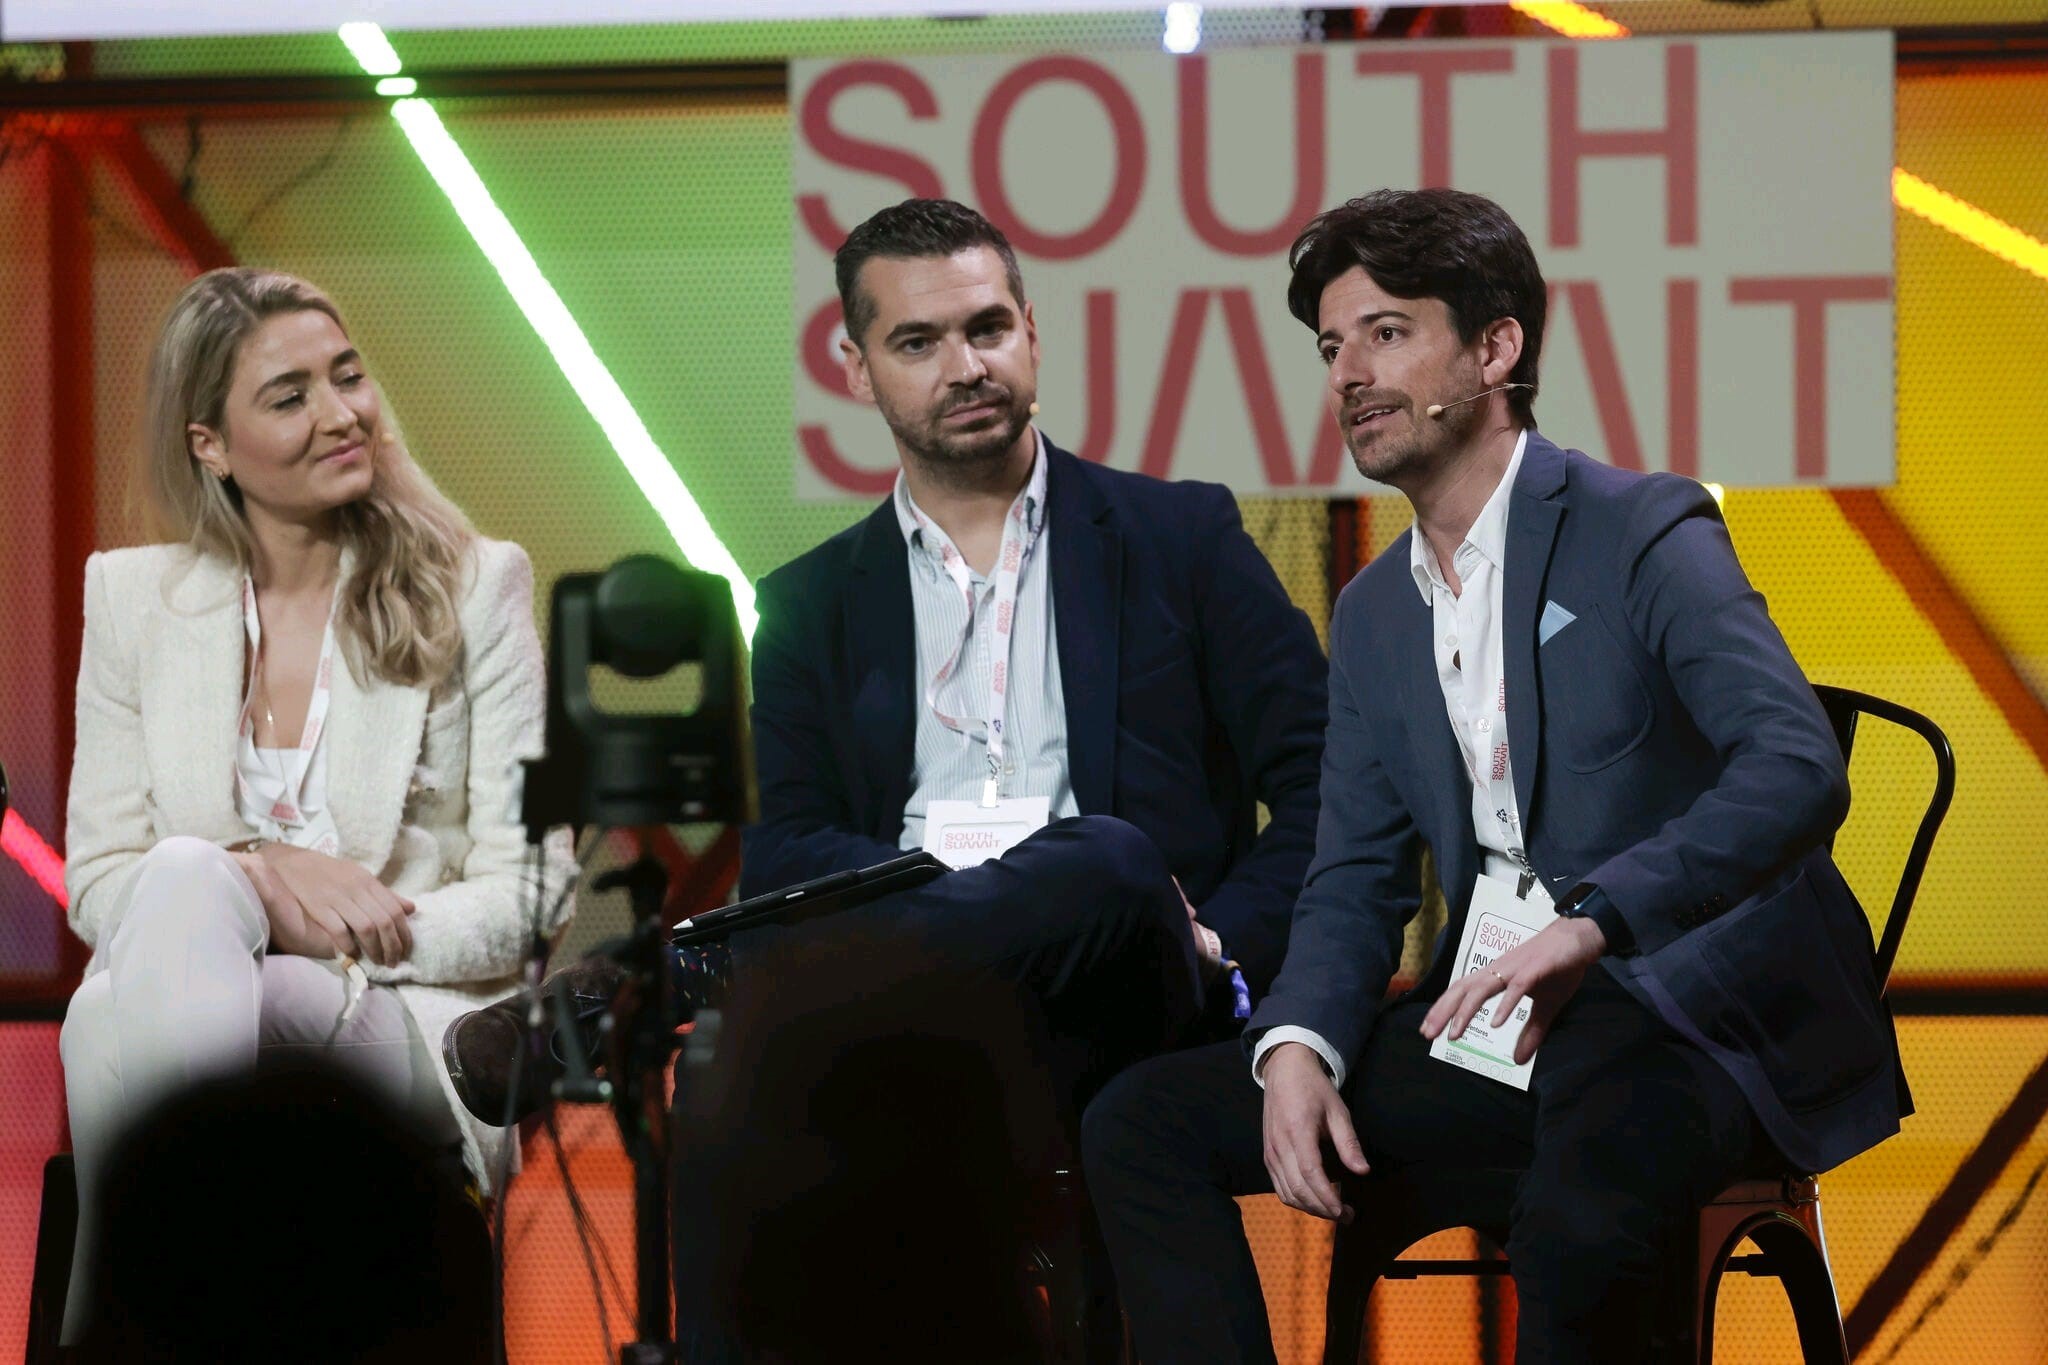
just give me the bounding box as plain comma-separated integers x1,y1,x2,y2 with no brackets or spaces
1386,540,1475,896
143,553,245,842
845,501,917,831
1047,444,1119,816
1505,434,1569,834
322,647,427,870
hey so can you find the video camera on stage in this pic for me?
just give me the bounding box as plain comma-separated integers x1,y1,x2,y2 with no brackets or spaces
521,553,747,835
515,553,748,1365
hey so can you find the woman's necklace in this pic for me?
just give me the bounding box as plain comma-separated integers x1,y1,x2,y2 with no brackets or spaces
253,644,289,778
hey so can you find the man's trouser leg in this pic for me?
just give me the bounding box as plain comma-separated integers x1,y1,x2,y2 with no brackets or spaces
1083,968,1762,1365
679,815,1205,1363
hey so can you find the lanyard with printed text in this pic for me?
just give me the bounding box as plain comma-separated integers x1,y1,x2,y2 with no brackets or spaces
906,453,1046,809
1457,600,1537,899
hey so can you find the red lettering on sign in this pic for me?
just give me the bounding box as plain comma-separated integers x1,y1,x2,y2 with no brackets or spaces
799,425,895,496
796,61,944,252
1667,278,1699,478
1352,47,1515,189
972,56,1146,260
1546,44,1697,248
800,298,855,399
1138,289,1212,481
1137,288,1338,486
1217,288,1316,488
1073,290,1117,463
1727,275,1891,480
1179,52,1326,256
1555,281,1646,472
1550,279,1704,475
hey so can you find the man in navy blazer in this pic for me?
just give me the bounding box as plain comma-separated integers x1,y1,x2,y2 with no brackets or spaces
443,202,1323,1135
657,199,1325,1364
744,440,1319,1007
744,197,1327,1098
1083,189,1908,1363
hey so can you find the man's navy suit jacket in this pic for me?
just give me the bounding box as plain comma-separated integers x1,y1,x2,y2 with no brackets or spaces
741,439,1329,998
1250,432,1908,1173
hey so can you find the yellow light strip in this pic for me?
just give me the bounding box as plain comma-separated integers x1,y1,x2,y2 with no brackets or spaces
1509,1,1629,39
1893,168,2048,284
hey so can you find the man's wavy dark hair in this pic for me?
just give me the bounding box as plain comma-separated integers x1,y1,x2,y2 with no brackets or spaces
835,198,1027,348
1286,188,1547,424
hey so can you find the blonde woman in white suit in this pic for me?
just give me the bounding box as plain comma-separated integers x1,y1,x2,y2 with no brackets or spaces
58,267,577,1337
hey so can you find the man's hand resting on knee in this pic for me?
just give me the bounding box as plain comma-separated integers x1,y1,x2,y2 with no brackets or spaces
1261,1042,1370,1223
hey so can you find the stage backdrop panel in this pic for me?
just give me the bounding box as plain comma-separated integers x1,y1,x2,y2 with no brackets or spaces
794,32,1895,499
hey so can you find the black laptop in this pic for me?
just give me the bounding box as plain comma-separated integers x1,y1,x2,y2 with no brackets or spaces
670,851,948,947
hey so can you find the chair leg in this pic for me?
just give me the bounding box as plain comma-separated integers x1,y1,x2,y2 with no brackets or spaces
26,1154,78,1365
1031,1168,1129,1365
1750,1219,1850,1365
1323,1221,1404,1365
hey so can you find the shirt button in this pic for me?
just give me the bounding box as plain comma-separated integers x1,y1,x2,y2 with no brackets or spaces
1477,718,1492,733
1445,634,1458,648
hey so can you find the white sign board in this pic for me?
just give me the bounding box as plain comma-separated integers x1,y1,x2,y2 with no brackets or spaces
793,34,1894,498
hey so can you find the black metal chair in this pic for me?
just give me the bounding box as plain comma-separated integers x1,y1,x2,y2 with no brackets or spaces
25,1153,77,1365
1320,685,1955,1364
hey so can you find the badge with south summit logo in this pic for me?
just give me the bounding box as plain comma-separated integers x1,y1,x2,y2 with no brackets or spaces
922,796,1051,869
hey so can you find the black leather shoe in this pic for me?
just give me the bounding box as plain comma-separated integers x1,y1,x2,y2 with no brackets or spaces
442,955,625,1125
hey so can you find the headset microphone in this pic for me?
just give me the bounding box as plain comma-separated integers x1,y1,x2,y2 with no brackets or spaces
1424,383,1536,419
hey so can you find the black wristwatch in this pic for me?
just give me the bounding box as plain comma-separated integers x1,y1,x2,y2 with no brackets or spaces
1554,883,1596,915
1555,882,1635,956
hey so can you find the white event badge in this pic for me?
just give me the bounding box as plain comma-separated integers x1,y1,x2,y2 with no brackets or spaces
922,796,1051,870
1428,872,1559,1090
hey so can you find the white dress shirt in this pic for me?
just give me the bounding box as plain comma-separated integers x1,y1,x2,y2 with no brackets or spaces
1255,430,1531,1087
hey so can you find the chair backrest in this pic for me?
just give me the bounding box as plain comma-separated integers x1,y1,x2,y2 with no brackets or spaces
1812,686,1956,995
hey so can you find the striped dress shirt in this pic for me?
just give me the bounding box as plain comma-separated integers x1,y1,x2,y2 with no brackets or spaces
894,433,1079,852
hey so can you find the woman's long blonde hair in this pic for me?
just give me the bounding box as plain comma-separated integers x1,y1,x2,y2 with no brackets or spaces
144,267,475,691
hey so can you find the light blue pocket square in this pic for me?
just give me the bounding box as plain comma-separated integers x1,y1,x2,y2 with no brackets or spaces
1539,600,1578,646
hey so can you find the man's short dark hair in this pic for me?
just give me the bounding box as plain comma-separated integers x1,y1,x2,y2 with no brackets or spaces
1287,188,1547,423
835,198,1027,348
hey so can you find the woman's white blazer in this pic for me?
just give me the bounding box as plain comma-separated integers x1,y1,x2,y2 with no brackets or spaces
64,537,578,1187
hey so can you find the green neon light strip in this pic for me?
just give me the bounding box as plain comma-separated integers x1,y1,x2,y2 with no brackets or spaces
339,22,401,75
340,24,758,639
